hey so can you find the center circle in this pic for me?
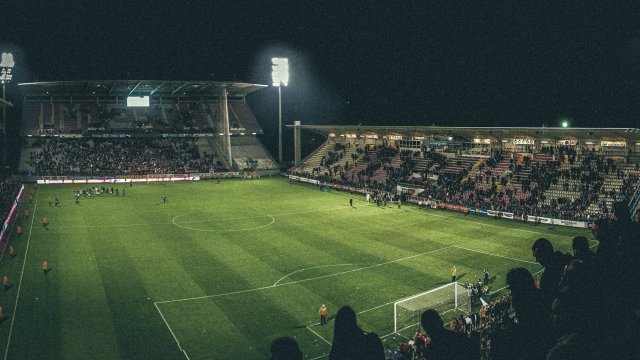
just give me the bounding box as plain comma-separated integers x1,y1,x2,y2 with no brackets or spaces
171,210,275,232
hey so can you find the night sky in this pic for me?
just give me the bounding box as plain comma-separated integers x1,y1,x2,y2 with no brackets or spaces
3,1,640,151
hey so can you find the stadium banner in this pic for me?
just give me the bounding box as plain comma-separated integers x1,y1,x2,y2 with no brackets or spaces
38,175,199,184
500,212,514,219
0,184,24,249
288,175,320,185
444,204,468,212
555,219,588,228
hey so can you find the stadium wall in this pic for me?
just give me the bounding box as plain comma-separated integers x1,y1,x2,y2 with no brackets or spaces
0,184,25,250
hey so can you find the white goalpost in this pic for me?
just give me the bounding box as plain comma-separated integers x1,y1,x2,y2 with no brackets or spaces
393,282,471,333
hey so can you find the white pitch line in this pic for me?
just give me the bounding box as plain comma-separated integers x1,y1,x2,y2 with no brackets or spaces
155,246,452,304
154,302,189,360
273,264,354,286
309,353,329,360
3,187,39,360
451,245,540,265
305,325,332,346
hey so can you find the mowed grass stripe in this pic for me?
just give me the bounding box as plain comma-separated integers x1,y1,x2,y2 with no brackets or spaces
11,179,593,360
89,227,180,360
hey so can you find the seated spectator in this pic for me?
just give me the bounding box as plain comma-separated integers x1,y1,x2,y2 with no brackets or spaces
420,309,479,360
270,336,302,360
329,305,384,360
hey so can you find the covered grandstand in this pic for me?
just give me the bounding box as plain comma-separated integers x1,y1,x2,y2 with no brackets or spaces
288,123,640,222
17,80,279,176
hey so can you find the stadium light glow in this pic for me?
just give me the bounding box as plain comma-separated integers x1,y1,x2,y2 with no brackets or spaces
272,57,289,167
1,51,15,171
126,96,150,107
562,121,568,128
0,52,14,84
271,58,289,87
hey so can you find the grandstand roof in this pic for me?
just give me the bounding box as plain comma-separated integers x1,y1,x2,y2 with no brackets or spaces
0,98,12,108
288,124,640,142
18,80,268,99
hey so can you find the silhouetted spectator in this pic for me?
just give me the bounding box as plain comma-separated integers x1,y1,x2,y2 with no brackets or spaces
531,238,571,307
329,305,384,360
270,336,303,360
420,309,479,360
491,267,549,359
547,261,599,360
571,236,594,266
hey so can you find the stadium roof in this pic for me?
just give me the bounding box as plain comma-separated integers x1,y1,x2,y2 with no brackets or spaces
0,98,12,108
288,124,640,142
18,80,268,98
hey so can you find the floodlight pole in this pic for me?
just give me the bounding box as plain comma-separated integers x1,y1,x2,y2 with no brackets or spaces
2,83,5,171
278,85,282,167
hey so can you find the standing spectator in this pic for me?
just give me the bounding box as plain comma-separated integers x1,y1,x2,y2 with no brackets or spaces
318,304,328,326
420,309,479,360
329,305,384,360
571,236,595,266
491,267,548,360
270,336,303,360
531,238,571,307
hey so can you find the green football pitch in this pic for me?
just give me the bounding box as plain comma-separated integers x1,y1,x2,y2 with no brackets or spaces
0,178,593,359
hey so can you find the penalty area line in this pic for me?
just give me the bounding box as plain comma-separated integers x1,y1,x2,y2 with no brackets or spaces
305,325,332,346
451,245,540,265
154,302,190,360
155,246,452,305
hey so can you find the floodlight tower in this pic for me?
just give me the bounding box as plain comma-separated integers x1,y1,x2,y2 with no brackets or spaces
272,58,289,168
0,52,15,171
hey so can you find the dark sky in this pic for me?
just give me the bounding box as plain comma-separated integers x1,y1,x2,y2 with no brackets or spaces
3,1,640,130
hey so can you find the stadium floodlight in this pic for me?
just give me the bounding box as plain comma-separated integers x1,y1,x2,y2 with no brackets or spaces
562,121,568,128
272,57,289,168
1,52,14,172
0,52,14,85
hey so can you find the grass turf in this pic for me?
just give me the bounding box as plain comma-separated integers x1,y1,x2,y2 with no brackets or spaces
0,178,592,359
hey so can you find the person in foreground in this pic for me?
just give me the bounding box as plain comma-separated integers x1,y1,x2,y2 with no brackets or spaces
329,305,384,360
420,309,479,360
270,336,302,360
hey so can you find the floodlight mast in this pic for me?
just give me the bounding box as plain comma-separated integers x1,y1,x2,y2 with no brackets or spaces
272,58,289,168
0,52,15,172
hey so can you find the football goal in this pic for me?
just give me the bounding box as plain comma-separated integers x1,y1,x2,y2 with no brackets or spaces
393,282,471,333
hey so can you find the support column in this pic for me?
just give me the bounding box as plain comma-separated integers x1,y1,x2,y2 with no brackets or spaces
293,121,301,166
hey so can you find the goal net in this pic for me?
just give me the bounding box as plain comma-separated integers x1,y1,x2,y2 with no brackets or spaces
393,282,471,333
